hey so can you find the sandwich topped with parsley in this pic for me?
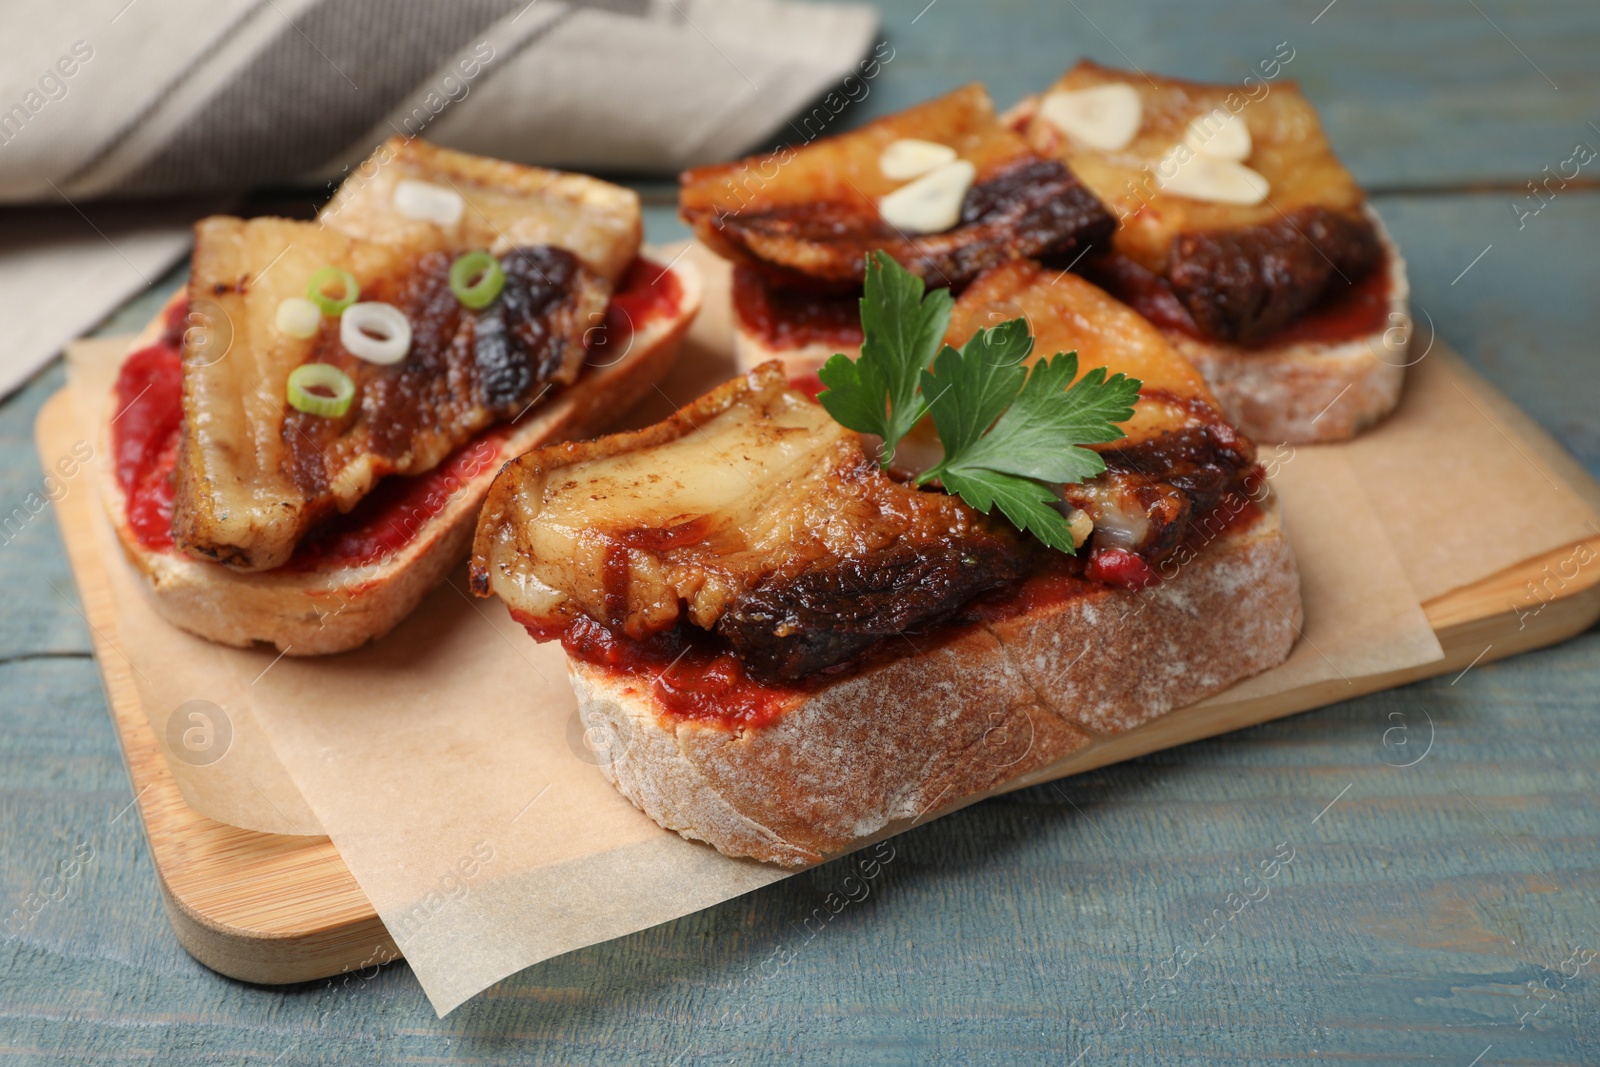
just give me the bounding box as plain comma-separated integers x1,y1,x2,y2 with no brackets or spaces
1012,61,1412,443
471,254,1302,866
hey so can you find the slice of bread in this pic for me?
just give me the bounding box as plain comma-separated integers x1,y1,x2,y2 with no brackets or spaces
98,262,701,655
478,258,1301,867
570,490,1297,866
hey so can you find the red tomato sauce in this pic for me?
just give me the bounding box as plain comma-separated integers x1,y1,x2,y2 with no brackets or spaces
111,302,188,549
110,256,682,569
1257,261,1391,348
788,372,827,400
588,257,684,363
535,614,804,729
731,265,864,351
284,432,505,571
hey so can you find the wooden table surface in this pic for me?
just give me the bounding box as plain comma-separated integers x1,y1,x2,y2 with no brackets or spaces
2,1,1597,1063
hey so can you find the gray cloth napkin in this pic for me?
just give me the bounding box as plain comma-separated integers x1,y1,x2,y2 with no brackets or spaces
0,0,878,395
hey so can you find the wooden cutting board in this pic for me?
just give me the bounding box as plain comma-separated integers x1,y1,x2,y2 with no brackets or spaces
36,352,1600,986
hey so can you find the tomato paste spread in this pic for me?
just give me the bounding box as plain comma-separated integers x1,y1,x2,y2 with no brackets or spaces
111,301,188,549
547,614,803,729
588,257,684,364
732,265,864,351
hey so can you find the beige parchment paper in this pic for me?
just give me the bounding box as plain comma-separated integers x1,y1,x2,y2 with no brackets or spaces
56,243,1600,1013
65,336,325,836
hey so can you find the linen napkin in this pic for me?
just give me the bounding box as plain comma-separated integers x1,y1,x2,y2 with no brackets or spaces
0,0,878,396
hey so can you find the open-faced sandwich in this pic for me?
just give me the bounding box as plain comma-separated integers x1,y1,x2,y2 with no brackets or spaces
104,139,701,654
679,83,1114,381
1012,61,1411,443
472,253,1301,866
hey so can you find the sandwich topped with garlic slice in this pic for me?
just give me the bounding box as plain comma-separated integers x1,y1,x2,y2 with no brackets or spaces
679,83,1114,384
103,138,700,654
472,253,1301,866
1012,60,1412,443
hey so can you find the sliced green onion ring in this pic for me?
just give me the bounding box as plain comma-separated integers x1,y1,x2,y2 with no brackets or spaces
307,266,360,316
286,363,355,418
449,250,506,309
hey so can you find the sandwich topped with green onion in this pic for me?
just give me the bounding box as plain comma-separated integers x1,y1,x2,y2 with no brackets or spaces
103,138,701,654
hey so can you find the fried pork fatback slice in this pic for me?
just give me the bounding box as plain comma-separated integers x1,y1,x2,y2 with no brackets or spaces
950,259,1224,445
680,84,1112,288
1021,61,1378,343
175,218,609,572
930,260,1256,559
172,140,642,572
471,364,1029,682
321,138,641,284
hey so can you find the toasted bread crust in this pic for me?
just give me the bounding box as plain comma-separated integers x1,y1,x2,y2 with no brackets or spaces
99,262,702,655
571,491,1299,866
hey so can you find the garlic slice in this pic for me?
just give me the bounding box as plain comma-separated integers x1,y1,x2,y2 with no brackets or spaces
878,159,976,235
1158,149,1270,205
1038,84,1143,151
393,179,464,226
1067,509,1094,549
1183,108,1252,161
274,297,321,340
879,138,959,180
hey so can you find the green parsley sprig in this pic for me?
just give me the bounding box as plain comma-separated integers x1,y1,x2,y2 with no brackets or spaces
817,252,1141,553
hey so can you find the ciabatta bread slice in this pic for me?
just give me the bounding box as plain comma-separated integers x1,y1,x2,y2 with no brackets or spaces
99,261,700,655
570,490,1297,865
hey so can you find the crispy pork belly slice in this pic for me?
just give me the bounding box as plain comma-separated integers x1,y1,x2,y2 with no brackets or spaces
321,137,641,284
680,84,1112,289
942,260,1255,557
173,216,608,572
1022,61,1379,344
173,139,642,572
948,259,1230,446
471,363,1028,683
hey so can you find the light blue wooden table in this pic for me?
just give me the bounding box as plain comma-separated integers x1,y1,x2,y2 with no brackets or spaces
2,2,1597,1063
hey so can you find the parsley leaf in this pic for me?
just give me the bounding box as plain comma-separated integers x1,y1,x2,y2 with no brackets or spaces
817,250,952,467
817,253,1141,554
938,467,1084,554
916,337,1140,552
